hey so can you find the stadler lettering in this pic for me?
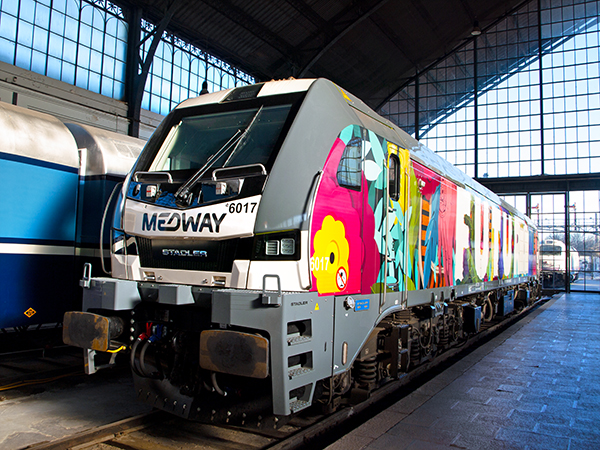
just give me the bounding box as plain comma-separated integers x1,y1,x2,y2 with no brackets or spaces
162,249,208,257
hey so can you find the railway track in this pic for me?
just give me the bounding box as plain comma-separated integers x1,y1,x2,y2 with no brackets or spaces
17,296,552,450
0,345,85,395
19,410,292,450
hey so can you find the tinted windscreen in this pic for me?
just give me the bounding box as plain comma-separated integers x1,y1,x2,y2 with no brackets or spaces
540,245,562,255
149,104,292,173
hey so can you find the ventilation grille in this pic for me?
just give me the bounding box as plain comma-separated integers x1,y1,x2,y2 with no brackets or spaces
137,237,250,272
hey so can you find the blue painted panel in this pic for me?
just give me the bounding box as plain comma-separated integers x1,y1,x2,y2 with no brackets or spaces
0,158,78,242
0,253,78,328
76,177,122,246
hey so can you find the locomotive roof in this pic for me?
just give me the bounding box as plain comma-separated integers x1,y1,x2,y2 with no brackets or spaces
175,79,535,229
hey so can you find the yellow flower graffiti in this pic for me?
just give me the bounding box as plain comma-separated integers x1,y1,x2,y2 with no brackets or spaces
311,215,350,294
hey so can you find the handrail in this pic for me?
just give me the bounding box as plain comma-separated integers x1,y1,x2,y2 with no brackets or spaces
211,163,267,180
99,182,122,275
133,171,173,183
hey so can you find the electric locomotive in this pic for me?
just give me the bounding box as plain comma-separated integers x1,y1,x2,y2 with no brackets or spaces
64,79,539,424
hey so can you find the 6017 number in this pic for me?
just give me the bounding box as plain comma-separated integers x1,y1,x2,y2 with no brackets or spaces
310,256,330,272
228,202,258,214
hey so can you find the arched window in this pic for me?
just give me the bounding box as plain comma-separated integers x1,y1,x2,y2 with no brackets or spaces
337,136,363,191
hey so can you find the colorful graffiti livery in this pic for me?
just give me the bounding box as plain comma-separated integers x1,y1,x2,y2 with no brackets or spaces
311,215,350,293
310,124,537,297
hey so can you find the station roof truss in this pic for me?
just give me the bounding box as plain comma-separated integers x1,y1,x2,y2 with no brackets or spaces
116,0,536,110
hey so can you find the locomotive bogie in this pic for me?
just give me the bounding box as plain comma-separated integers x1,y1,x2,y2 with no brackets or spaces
121,284,339,416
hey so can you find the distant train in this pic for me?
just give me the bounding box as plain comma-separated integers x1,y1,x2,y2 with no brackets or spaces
64,79,539,424
0,102,145,330
540,239,579,284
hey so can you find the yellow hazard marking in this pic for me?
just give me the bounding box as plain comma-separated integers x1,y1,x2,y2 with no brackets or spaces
315,303,320,311
337,87,351,102
24,308,36,318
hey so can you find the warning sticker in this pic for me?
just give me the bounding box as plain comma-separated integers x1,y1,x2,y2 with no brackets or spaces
336,267,347,290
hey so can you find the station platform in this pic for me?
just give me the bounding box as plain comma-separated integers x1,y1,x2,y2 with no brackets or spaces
326,292,600,450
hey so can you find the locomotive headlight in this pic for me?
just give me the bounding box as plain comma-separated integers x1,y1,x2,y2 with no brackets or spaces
280,238,295,255
265,238,295,256
253,230,300,260
266,240,280,256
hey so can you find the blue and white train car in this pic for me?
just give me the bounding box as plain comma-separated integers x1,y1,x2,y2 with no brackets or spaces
0,102,144,330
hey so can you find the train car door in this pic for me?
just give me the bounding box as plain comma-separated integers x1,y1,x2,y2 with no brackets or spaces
379,143,410,312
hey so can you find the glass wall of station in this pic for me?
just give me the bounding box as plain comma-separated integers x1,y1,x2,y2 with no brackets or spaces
140,18,254,115
525,191,600,293
380,0,600,292
0,0,254,116
532,193,568,290
568,190,600,291
0,0,128,99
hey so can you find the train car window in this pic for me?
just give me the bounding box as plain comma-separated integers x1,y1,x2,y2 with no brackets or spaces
388,154,400,201
149,104,293,174
337,136,363,191
540,244,562,255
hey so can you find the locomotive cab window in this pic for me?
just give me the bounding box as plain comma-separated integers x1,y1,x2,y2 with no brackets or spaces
388,153,400,201
337,136,363,191
149,104,293,176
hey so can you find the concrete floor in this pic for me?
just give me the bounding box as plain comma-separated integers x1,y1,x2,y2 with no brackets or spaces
0,367,152,450
326,292,600,450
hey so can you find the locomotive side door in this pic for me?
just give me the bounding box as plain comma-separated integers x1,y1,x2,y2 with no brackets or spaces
380,143,410,312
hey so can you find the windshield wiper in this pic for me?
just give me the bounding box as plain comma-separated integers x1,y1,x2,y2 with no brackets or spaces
223,106,263,167
174,130,242,206
174,106,264,206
